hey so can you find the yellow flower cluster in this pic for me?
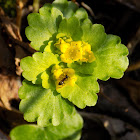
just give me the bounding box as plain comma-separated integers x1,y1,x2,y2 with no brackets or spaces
51,65,77,89
55,37,96,63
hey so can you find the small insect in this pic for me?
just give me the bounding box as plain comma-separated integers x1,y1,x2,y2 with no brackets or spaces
58,75,69,85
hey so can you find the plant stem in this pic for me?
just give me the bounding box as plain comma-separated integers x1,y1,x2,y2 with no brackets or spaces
33,0,40,13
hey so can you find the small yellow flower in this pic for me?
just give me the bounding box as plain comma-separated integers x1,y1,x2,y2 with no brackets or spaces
55,38,71,53
82,42,91,52
54,37,96,63
61,41,82,63
52,65,77,89
80,50,96,62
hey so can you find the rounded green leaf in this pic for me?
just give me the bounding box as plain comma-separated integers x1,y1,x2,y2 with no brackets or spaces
58,16,82,41
47,111,83,139
19,80,74,127
20,52,59,87
74,8,88,23
25,4,63,51
68,61,96,75
10,125,46,140
10,111,83,140
52,0,68,13
53,0,88,22
81,20,107,52
63,1,78,19
93,35,129,80
57,74,99,109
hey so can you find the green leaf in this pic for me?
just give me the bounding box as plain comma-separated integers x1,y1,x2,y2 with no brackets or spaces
82,20,107,52
74,8,88,23
78,19,129,78
58,17,82,41
57,74,99,109
52,0,68,13
63,1,78,19
47,111,83,139
93,35,129,80
68,61,96,75
53,0,78,19
19,80,74,127
41,70,54,90
25,4,63,51
10,125,46,140
53,0,88,22
10,112,83,140
20,52,59,86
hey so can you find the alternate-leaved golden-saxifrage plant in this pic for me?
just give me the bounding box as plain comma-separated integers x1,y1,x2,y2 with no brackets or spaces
10,0,129,139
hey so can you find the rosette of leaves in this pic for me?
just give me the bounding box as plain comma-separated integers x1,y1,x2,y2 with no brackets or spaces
20,0,129,128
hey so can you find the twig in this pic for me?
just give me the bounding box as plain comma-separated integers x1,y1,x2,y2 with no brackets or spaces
11,37,36,54
81,2,95,17
16,0,24,30
99,92,125,108
16,0,28,29
100,92,115,104
127,60,140,72
115,0,140,13
0,8,35,54
33,0,40,13
127,26,140,55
